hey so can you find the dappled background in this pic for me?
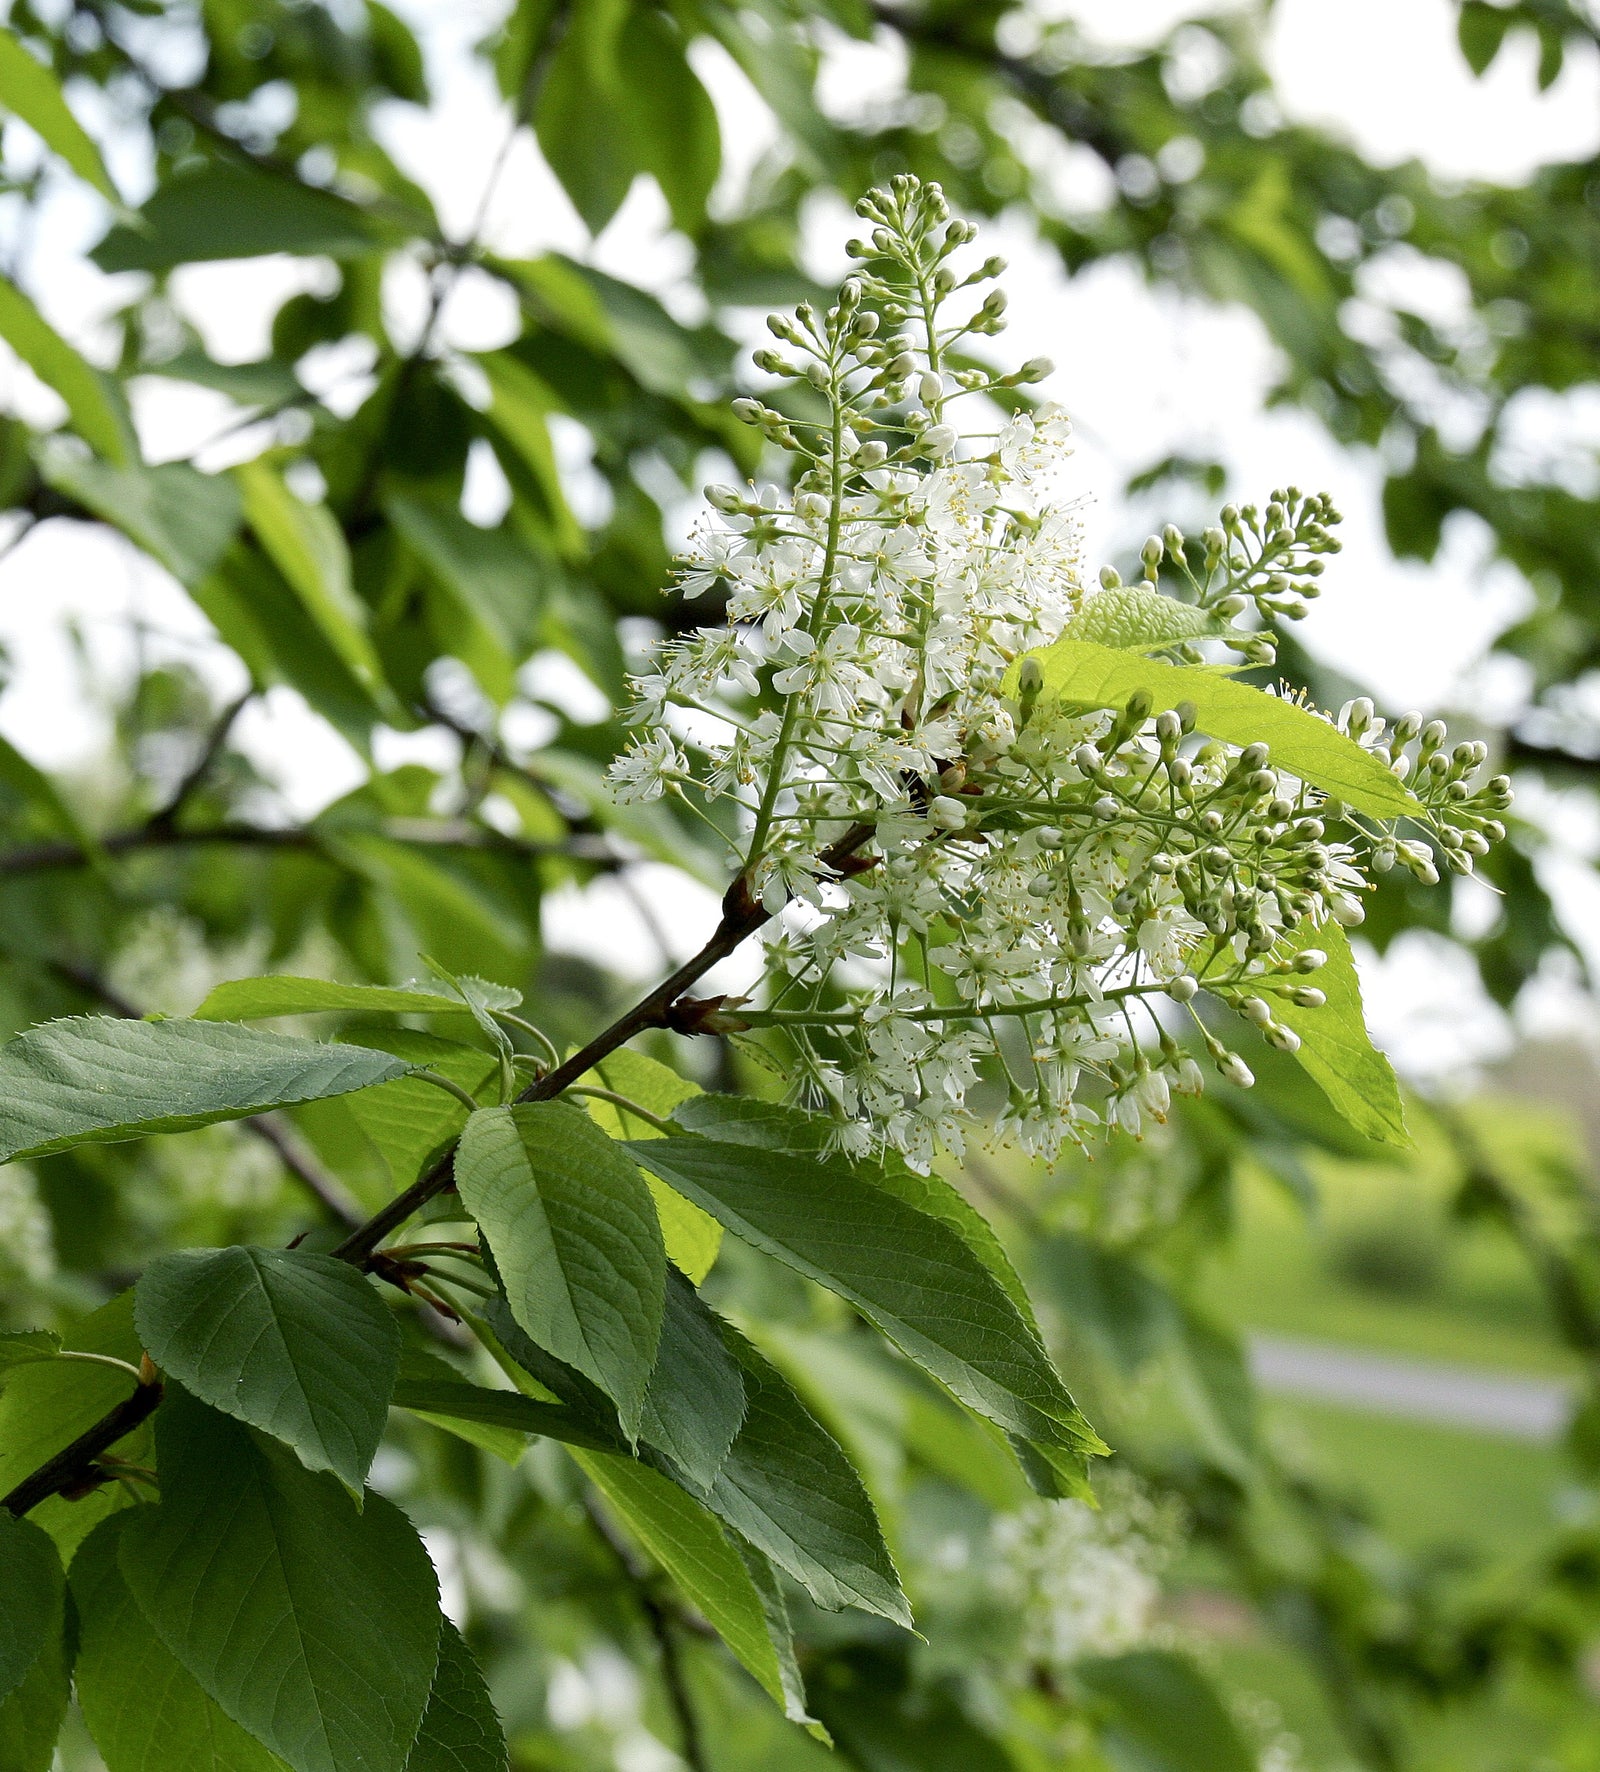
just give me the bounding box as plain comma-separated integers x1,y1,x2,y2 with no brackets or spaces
4,1,1600,1767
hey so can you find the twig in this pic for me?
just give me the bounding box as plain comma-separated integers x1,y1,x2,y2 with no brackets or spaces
582,1489,712,1772
2,1363,163,1517
144,690,253,835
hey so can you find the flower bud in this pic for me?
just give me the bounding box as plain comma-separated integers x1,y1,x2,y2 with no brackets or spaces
855,440,889,467
1093,795,1119,821
1288,986,1326,1008
1018,356,1053,382
1217,1051,1255,1088
1265,1023,1301,1053
1293,949,1327,972
1330,892,1366,926
1168,975,1199,1002
1241,996,1272,1025
928,795,967,829
918,370,943,404
921,423,958,457
705,483,743,512
1018,656,1044,696
1163,524,1185,555
1098,564,1122,590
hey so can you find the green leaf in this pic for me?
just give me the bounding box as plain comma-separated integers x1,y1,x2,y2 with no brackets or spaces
342,1031,496,1190
583,1049,722,1282
0,1329,62,1377
34,444,243,586
1457,1,1512,76
72,1514,288,1772
119,1393,442,1772
236,460,394,709
1270,919,1411,1149
1016,636,1419,820
626,1135,1103,1459
0,32,118,200
0,278,131,462
618,12,720,234
385,492,541,670
392,1349,619,1456
0,1292,148,1561
456,1103,666,1441
1061,587,1229,652
0,1584,67,1772
195,977,472,1020
695,1324,908,1627
0,1513,62,1707
1077,1650,1255,1772
0,729,104,864
1031,1233,1176,1377
0,1016,412,1164
533,0,637,235
641,1266,746,1492
573,1448,825,1731
405,1619,507,1772
93,161,387,272
135,1246,401,1492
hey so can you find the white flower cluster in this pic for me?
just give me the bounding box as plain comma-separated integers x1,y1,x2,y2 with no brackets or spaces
607,177,1507,1169
991,1480,1181,1672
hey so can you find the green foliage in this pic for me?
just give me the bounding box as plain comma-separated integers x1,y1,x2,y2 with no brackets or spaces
0,1017,412,1163
0,31,118,200
119,1393,443,1772
0,1513,62,1707
457,1102,666,1441
134,1247,401,1492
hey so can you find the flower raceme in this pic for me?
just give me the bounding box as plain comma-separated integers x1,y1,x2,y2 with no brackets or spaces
608,176,1509,1169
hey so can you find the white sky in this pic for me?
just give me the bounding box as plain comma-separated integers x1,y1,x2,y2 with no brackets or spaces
2,0,1597,1072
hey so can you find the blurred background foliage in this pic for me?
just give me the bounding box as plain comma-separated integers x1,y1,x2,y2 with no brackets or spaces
4,1,1600,1768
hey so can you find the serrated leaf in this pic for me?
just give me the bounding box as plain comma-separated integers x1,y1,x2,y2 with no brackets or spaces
391,1360,618,1456
0,31,118,200
0,1016,412,1165
1061,587,1228,651
34,444,242,586
641,1266,745,1491
236,460,394,710
135,1247,401,1492
119,1393,442,1772
583,1050,722,1282
574,1448,825,1731
391,1347,532,1464
0,277,131,461
1015,636,1418,820
0,1329,61,1378
627,1135,1102,1458
72,1514,288,1772
456,1103,665,1440
693,1324,909,1627
1269,918,1411,1149
0,1585,67,1772
405,1619,508,1772
0,1513,61,1708
196,977,470,1020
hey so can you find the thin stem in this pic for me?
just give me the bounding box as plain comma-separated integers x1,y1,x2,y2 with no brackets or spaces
411,1070,483,1113
51,1351,145,1382
494,1011,561,1069
564,1086,675,1134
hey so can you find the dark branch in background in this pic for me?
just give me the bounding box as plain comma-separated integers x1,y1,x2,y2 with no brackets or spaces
2,1361,163,1517
45,960,367,1230
330,822,877,1264
144,689,253,836
1504,732,1600,779
583,1489,712,1772
0,819,621,876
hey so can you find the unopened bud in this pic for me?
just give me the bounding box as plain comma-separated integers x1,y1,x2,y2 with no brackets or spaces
1293,948,1327,972
928,795,968,830
1168,975,1198,1002
705,483,743,512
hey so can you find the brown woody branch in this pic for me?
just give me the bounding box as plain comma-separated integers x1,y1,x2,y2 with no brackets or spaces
2,1363,163,1517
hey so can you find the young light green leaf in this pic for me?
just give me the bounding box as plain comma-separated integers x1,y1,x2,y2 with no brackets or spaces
1269,918,1412,1149
342,1031,497,1190
0,1016,412,1165
119,1394,442,1772
1060,587,1229,652
574,1448,825,1732
618,11,720,235
0,1514,61,1708
0,32,118,201
135,1246,401,1493
0,278,131,462
236,460,393,709
33,446,242,587
195,977,471,1021
1016,636,1419,819
1076,1649,1256,1772
730,1540,827,1739
690,1325,909,1628
584,1049,722,1282
641,1266,745,1492
72,1515,288,1772
0,1330,62,1378
627,1135,1103,1459
405,1619,508,1772
456,1104,666,1441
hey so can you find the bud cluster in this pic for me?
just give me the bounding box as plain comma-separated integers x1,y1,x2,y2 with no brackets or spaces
606,177,1505,1169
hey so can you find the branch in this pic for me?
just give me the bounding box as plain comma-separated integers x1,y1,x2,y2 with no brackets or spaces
2,1362,163,1517
0,820,621,876
329,822,876,1264
144,690,252,836
582,1489,712,1772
